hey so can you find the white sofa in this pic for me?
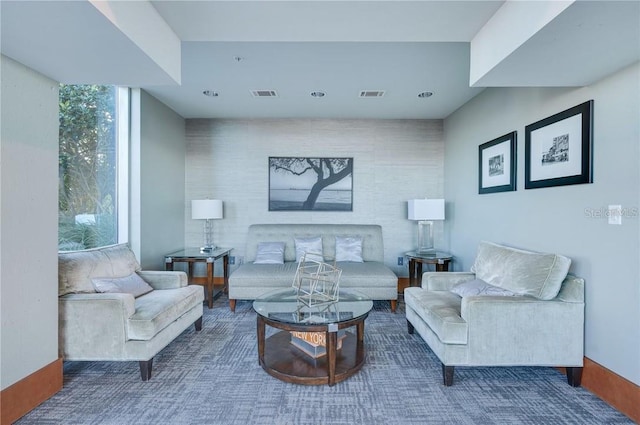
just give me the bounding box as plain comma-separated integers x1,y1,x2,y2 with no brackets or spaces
58,244,204,380
405,241,585,386
228,224,398,312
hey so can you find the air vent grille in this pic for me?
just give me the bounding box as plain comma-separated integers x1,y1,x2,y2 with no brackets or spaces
251,90,278,97
359,90,385,98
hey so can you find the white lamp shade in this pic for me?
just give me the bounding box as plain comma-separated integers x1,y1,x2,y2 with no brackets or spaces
408,199,445,221
192,199,223,219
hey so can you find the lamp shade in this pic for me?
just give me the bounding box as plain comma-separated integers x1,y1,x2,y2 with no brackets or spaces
192,199,223,220
408,199,445,221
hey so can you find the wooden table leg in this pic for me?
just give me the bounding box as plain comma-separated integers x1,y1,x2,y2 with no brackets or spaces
408,258,416,287
326,329,337,386
223,254,229,294
416,262,424,287
356,320,365,364
206,260,214,309
257,315,266,365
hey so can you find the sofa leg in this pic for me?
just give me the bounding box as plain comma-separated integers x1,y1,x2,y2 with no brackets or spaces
566,367,583,387
442,364,454,386
194,316,203,331
139,359,153,381
390,300,397,313
229,299,236,312
407,319,414,334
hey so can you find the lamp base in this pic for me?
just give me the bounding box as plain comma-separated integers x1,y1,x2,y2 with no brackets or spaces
200,246,215,253
416,220,435,253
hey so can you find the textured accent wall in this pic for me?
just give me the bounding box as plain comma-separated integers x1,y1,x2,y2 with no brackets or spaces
185,119,444,276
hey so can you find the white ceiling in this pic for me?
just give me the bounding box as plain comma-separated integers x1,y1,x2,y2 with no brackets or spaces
1,1,638,119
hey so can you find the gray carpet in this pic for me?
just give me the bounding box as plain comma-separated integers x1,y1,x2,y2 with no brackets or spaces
18,297,633,425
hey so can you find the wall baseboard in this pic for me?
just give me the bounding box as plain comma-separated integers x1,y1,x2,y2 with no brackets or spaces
0,357,63,424
562,357,640,423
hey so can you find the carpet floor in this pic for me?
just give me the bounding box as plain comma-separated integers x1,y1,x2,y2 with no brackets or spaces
17,296,633,425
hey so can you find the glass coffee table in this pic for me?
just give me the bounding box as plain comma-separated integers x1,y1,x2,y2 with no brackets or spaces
253,288,373,386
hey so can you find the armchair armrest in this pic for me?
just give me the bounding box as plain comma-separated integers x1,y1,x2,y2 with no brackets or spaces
58,293,136,359
137,271,187,290
422,272,476,291
460,295,584,364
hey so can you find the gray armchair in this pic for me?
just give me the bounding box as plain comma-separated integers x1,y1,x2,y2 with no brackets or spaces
58,244,204,380
405,241,585,386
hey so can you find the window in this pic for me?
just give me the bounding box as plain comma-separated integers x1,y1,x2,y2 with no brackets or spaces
58,85,129,251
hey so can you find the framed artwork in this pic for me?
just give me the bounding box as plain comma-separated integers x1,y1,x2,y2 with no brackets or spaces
525,100,593,189
478,131,517,194
268,157,353,211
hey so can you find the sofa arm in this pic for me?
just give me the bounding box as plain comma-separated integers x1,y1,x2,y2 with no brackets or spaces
137,270,187,290
58,293,136,358
461,296,584,364
422,272,476,291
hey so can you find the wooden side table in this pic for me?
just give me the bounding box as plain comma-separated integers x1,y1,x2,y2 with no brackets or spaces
406,251,453,288
164,247,232,309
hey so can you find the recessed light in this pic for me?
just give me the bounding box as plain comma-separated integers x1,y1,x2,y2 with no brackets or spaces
310,91,326,98
418,91,434,98
203,90,219,97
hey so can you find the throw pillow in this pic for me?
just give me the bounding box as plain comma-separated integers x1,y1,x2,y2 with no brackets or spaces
294,236,323,262
92,273,154,298
450,279,520,297
335,236,364,262
254,242,286,264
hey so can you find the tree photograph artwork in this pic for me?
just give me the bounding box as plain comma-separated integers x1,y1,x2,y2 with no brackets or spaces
269,157,353,211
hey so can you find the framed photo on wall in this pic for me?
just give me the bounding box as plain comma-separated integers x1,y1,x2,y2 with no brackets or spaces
478,131,517,194
268,157,353,211
525,100,593,189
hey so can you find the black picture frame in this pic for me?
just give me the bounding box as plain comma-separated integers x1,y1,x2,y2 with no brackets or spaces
525,100,593,189
268,157,353,211
478,131,517,194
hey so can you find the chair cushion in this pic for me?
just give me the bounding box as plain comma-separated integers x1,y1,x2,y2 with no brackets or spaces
450,279,519,298
59,244,141,296
92,273,154,298
470,241,571,300
405,287,468,344
229,261,397,290
127,285,203,340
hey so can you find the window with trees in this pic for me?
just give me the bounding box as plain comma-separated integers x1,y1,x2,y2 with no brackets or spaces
58,85,128,251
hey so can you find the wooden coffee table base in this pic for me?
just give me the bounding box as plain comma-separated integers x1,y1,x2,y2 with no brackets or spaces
257,315,366,386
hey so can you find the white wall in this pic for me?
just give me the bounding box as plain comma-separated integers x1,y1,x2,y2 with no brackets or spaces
185,119,444,276
444,62,640,385
0,55,59,389
131,90,186,270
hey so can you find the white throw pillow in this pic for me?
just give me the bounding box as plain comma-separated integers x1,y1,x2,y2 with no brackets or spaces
254,242,286,264
450,279,520,297
92,273,154,298
335,236,364,262
295,236,324,262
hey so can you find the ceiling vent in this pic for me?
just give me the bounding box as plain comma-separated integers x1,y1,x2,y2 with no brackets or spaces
251,90,278,98
359,90,385,98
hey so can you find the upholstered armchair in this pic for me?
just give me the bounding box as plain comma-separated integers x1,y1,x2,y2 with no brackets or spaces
405,241,585,386
58,244,204,380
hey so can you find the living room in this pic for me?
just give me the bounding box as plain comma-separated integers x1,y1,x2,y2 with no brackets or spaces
1,1,639,423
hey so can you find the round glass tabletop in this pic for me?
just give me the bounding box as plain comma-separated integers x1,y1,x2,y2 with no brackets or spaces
253,288,373,326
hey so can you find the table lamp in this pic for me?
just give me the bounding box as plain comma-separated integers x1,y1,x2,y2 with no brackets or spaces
408,199,445,254
192,199,223,252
